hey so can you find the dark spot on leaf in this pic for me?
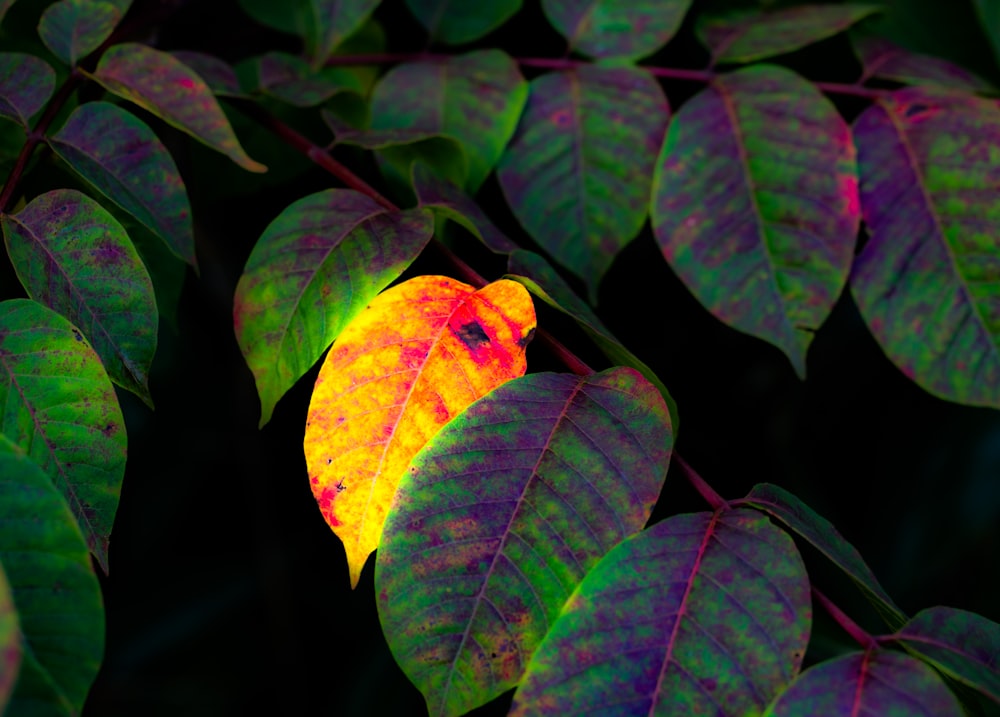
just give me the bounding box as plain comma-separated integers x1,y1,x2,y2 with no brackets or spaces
72,329,83,342
327,458,332,464
904,103,927,117
102,423,116,436
518,327,536,348
452,321,490,350
336,481,345,493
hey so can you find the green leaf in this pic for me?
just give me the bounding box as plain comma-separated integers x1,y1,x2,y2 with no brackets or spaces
37,0,121,66
238,0,380,64
763,650,963,716
895,607,1000,703
0,435,104,717
498,65,668,303
0,560,18,714
511,509,811,716
48,100,195,266
0,299,125,573
0,52,55,128
88,43,267,173
234,189,433,427
376,368,672,717
2,189,158,405
369,49,528,192
542,0,693,60
651,64,859,378
170,50,247,97
973,0,1000,67
244,51,363,106
405,0,521,44
741,483,907,629
851,32,996,93
506,249,679,431
850,88,1000,408
697,4,882,64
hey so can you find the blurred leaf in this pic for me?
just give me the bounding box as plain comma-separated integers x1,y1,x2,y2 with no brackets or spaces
369,49,527,192
0,0,17,25
498,65,668,303
511,509,810,716
973,0,1000,67
0,434,104,716
763,649,962,715
170,50,247,97
542,0,693,60
506,249,679,430
2,188,158,405
651,65,859,378
895,607,1000,703
850,87,1000,408
851,32,996,93
406,0,521,44
48,100,195,266
697,4,881,64
238,0,379,65
742,483,906,629
244,51,363,106
377,367,672,717
0,560,18,714
0,52,55,127
0,299,126,574
234,189,433,427
303,276,536,588
37,0,121,66
88,43,267,172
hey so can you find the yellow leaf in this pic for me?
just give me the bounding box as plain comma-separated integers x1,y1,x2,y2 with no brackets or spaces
303,275,536,588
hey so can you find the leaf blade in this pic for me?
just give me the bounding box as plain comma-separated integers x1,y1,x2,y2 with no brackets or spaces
38,0,121,66
405,0,522,45
0,560,18,714
542,0,693,60
0,52,55,128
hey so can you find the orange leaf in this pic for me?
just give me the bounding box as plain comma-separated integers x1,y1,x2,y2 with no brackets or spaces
303,275,536,588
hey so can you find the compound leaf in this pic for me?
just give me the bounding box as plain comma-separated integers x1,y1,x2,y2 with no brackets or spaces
542,0,693,60
405,0,521,45
38,0,121,66
0,52,55,128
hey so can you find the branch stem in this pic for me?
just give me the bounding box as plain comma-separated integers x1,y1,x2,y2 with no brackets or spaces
812,586,878,649
674,454,728,510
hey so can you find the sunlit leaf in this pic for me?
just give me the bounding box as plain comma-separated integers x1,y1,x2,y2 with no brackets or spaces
741,483,906,629
763,649,963,716
542,0,693,60
0,299,125,574
697,4,881,64
0,434,104,716
235,190,433,427
369,49,528,192
88,43,267,172
498,65,668,303
850,88,1000,408
238,0,379,64
973,0,1000,67
895,607,1000,703
511,509,810,716
0,52,55,128
244,51,362,106
405,0,521,44
2,188,158,404
171,50,246,97
38,0,121,66
48,101,195,266
851,33,995,93
377,367,672,717
0,560,18,714
304,276,536,588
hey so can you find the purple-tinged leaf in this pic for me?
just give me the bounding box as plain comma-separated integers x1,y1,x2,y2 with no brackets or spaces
652,65,859,378
48,101,195,266
850,88,1000,408
88,43,266,172
370,50,527,192
376,368,672,717
170,50,246,97
763,649,962,716
697,4,881,64
0,560,18,714
741,483,906,629
499,66,668,304
245,51,362,106
542,0,693,60
0,52,55,128
894,607,1000,703
0,0,17,25
851,33,995,93
234,189,433,428
511,509,810,717
38,0,121,66
505,249,679,430
412,162,517,254
973,0,1000,67
0,299,126,574
405,0,521,45
0,434,103,716
2,188,158,405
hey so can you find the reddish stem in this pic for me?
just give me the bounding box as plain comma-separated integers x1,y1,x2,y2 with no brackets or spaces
674,453,728,510
812,586,878,650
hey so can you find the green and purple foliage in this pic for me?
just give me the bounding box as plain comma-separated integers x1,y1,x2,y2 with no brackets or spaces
0,1,998,716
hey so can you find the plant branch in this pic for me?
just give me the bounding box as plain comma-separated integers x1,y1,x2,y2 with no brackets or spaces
812,586,878,650
674,453,728,510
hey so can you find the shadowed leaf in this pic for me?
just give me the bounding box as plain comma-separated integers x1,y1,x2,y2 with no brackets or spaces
89,43,266,172
0,299,126,574
851,33,995,93
0,0,16,24
48,101,195,266
542,0,693,60
511,509,810,716
0,435,104,716
377,368,672,717
0,560,17,714
406,0,521,44
0,52,55,128
498,65,668,303
245,51,362,106
304,276,536,588
238,0,380,64
171,50,246,97
38,0,121,66
973,0,1000,67
850,88,1000,408
2,189,158,405
235,189,433,427
651,65,859,378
